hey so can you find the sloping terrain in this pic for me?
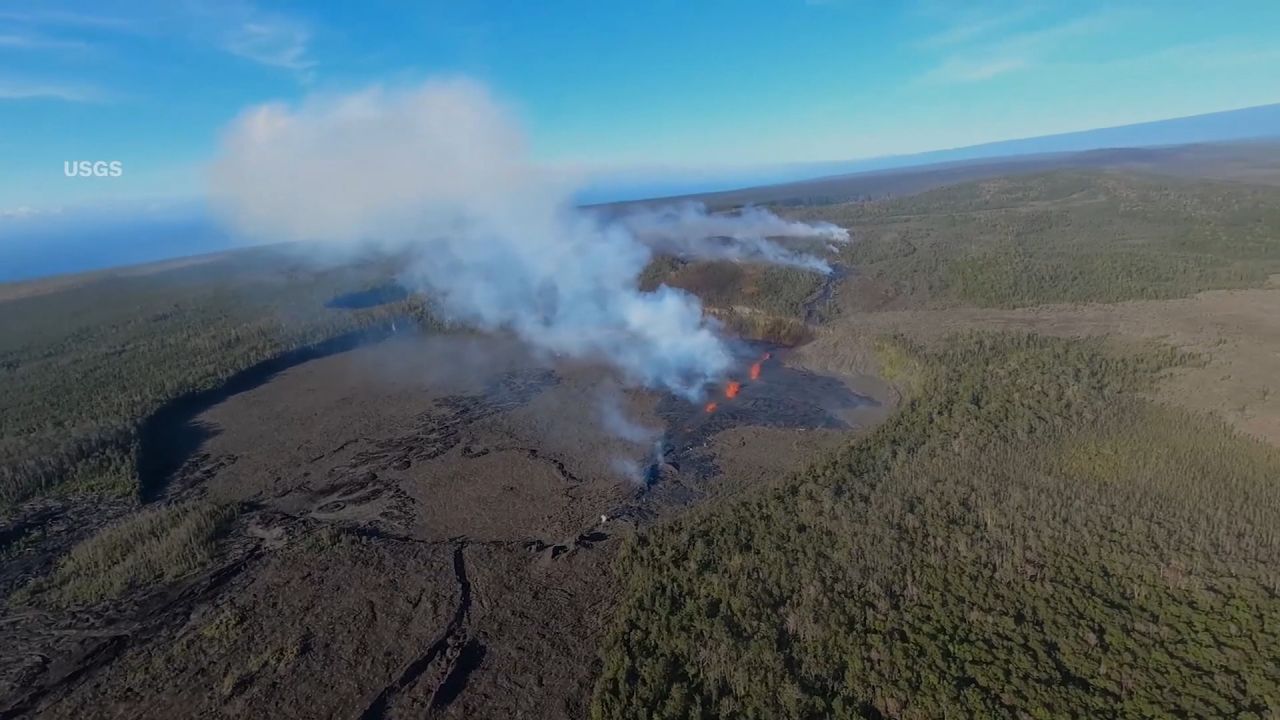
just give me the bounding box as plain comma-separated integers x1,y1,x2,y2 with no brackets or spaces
789,170,1280,309
5,161,1280,718
801,277,1280,448
0,249,431,508
594,334,1280,718
593,170,1280,718
614,141,1280,211
2,324,887,718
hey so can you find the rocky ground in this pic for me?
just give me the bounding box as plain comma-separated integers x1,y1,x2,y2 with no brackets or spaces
1,332,889,718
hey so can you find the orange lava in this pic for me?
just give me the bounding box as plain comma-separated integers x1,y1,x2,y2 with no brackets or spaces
704,402,718,413
725,381,741,399
749,351,772,381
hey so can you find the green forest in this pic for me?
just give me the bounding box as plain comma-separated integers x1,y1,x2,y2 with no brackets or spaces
0,251,434,508
640,256,825,319
593,333,1280,718
789,171,1280,309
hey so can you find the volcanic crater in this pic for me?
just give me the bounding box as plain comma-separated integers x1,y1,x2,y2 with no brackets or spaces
13,330,890,718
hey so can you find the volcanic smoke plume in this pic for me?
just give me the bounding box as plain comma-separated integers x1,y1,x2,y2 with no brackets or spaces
614,203,847,272
209,77,843,398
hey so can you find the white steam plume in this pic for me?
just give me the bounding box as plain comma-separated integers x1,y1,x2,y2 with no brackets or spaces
615,203,847,272
597,387,660,446
209,77,843,399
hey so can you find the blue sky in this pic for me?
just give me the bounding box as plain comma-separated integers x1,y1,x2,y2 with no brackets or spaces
1,0,1278,214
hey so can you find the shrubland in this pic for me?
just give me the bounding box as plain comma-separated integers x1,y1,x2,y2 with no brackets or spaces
0,251,435,507
593,333,1280,718
16,500,234,607
787,171,1280,309
640,256,826,319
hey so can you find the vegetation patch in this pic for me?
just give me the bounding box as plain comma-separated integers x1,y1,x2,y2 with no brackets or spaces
592,333,1280,718
18,501,235,608
709,309,812,347
641,256,825,319
787,171,1280,309
641,256,826,346
0,252,438,507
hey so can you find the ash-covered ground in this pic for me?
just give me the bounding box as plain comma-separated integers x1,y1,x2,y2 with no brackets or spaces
1,331,889,719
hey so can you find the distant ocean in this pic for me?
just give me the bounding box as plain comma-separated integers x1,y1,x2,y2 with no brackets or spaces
0,203,236,283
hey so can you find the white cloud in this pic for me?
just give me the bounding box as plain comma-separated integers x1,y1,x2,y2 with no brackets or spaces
922,56,1029,83
0,77,102,102
223,15,314,71
918,9,1120,84
0,10,137,31
180,1,315,74
0,2,315,85
0,206,40,219
0,31,89,51
914,4,1040,49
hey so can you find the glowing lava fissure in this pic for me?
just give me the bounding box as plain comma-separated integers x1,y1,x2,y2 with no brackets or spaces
638,343,877,494
749,351,772,381
704,379,740,412
704,351,774,412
